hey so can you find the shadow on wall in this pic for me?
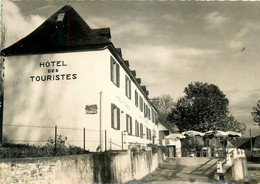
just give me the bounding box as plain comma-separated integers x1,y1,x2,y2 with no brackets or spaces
3,55,62,143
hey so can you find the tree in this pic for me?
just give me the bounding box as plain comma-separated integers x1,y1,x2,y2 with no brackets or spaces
168,82,246,133
252,100,260,126
151,95,174,124
0,21,6,96
151,95,179,132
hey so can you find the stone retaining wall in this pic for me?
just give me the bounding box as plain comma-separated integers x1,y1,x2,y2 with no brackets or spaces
0,150,164,184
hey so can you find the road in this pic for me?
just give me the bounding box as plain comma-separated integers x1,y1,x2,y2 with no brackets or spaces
136,158,218,184
131,158,260,184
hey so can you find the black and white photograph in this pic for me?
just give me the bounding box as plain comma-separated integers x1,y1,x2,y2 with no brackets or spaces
0,0,260,183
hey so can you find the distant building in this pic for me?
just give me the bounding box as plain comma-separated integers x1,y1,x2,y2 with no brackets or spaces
0,5,166,151
238,135,260,157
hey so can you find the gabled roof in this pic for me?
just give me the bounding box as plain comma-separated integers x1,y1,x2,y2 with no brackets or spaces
160,121,179,133
1,5,159,114
1,5,111,56
226,141,236,148
230,137,250,148
254,135,260,148
238,137,257,149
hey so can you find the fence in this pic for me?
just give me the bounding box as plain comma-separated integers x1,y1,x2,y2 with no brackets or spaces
2,124,126,154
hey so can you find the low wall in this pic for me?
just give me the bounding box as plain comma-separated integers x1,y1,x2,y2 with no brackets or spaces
214,149,248,181
0,150,164,183
224,157,248,181
131,150,164,181
174,157,217,167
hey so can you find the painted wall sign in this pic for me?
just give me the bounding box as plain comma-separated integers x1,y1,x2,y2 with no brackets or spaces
30,60,77,82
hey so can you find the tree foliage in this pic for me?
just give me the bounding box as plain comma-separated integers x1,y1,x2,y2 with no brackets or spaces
168,82,246,133
0,23,6,96
151,95,174,124
151,95,179,132
252,100,260,126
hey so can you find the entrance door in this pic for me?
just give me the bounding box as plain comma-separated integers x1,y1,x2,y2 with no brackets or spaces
168,146,176,157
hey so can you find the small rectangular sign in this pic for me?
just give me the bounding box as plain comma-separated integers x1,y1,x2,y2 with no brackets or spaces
85,104,98,114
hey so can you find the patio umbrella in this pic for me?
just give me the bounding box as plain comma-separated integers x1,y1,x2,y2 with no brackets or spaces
215,131,229,138
204,130,241,138
225,131,241,138
204,130,241,154
204,130,227,151
182,130,205,137
204,130,228,138
165,133,186,139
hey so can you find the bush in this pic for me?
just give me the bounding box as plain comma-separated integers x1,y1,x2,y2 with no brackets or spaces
130,144,146,157
146,144,167,155
0,135,89,159
158,146,168,155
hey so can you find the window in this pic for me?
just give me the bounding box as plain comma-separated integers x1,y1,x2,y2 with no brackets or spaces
111,104,120,130
139,97,143,112
57,13,65,21
144,104,149,118
146,128,151,140
135,120,139,137
126,114,132,135
140,123,143,138
144,103,146,117
125,76,131,99
135,90,138,107
148,108,151,120
152,110,155,123
111,57,120,87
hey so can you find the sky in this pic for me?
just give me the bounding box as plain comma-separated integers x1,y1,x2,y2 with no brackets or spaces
2,0,260,137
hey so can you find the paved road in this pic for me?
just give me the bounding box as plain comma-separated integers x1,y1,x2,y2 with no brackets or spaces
131,159,260,184
137,158,218,184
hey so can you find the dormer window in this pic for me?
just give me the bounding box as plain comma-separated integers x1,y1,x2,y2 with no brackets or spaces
57,13,65,21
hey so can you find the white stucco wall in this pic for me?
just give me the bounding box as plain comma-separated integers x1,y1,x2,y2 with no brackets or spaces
3,50,111,151
3,49,157,151
105,54,156,149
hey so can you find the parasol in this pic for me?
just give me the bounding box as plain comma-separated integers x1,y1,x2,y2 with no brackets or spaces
225,131,241,137
182,130,205,137
204,130,228,138
165,133,186,139
204,130,241,138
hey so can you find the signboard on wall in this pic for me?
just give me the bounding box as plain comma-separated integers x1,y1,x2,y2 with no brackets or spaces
85,105,98,114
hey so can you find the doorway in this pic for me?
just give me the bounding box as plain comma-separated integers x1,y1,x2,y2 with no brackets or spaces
167,145,176,157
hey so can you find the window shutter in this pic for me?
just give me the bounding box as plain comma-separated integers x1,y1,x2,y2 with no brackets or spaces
110,57,113,83
117,108,120,130
135,121,137,136
129,80,131,99
111,104,114,128
144,103,146,117
130,117,132,135
126,115,128,132
125,77,127,97
116,64,120,87
140,124,143,138
137,122,139,137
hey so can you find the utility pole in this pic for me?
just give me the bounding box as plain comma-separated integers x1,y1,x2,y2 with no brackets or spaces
0,2,4,147
99,91,102,152
250,128,253,155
